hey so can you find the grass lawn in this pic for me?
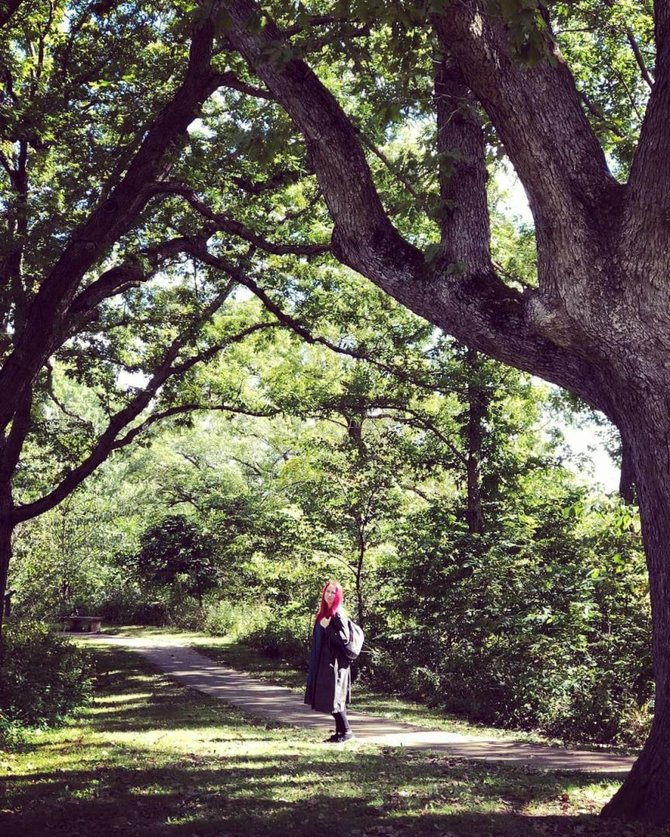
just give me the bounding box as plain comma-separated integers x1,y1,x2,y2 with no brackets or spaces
0,637,661,836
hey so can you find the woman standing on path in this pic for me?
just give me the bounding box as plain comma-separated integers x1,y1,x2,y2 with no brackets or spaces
304,579,353,742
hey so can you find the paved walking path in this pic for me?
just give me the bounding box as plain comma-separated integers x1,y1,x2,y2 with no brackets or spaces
82,633,635,775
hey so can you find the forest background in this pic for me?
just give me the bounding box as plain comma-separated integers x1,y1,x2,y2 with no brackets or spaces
7,280,650,750
0,0,660,825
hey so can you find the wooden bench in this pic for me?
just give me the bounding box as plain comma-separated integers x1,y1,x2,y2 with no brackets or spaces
61,615,103,633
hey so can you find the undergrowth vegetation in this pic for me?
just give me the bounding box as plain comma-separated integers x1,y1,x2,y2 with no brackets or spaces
0,621,92,746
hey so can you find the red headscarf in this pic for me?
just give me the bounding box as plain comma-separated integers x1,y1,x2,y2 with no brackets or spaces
316,579,343,623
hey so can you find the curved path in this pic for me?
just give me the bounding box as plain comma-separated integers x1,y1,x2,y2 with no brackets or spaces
83,633,635,775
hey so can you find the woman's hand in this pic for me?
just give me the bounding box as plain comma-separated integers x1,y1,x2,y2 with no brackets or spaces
319,617,331,628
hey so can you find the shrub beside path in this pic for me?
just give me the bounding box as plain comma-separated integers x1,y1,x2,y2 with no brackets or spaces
85,633,635,775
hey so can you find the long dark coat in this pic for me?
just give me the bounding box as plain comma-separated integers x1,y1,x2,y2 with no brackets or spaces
304,611,351,714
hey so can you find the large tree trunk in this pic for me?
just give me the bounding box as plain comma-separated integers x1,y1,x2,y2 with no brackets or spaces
601,412,670,823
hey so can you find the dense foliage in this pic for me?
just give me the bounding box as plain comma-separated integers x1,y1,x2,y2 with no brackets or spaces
368,496,650,746
0,621,92,728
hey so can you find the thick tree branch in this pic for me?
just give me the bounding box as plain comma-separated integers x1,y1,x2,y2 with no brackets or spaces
219,0,620,422
0,2,226,433
65,235,212,329
216,69,274,99
12,309,277,524
223,0,425,285
434,42,491,274
624,1,670,273
434,2,619,225
0,390,31,482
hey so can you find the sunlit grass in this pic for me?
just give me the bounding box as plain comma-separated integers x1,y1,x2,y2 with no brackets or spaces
0,642,658,836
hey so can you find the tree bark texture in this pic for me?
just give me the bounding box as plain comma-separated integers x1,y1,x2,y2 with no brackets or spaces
601,412,670,822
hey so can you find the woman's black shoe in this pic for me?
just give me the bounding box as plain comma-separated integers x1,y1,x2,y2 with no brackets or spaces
324,731,354,743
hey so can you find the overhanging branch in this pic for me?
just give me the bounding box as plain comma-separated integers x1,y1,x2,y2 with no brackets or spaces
111,400,280,450
155,182,331,256
65,234,213,328
0,1,226,433
219,0,619,421
434,40,491,274
187,245,441,386
12,312,278,524
217,69,275,99
433,2,619,219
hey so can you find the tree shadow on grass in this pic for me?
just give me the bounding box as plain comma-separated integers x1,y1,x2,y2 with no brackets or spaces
80,646,265,735
1,747,658,837
193,641,307,689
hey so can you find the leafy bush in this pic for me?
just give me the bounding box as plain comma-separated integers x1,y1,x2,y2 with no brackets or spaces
368,494,653,746
100,579,205,629
0,714,28,749
244,607,312,668
0,621,92,726
102,599,170,626
203,598,272,639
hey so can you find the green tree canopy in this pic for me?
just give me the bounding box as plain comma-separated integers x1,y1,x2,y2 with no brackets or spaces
1,0,669,822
